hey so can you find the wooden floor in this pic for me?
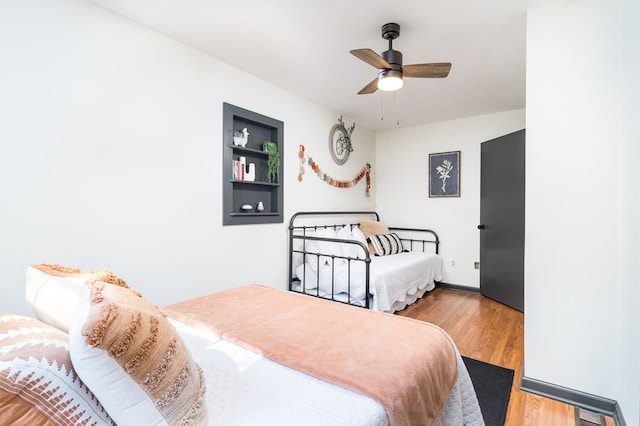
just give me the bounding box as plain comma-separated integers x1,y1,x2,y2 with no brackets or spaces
397,288,615,426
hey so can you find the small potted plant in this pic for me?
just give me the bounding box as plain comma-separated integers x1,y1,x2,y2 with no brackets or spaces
232,128,248,147
261,141,280,184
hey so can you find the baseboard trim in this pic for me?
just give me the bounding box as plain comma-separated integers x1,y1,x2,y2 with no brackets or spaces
520,376,626,426
435,283,626,424
435,282,481,294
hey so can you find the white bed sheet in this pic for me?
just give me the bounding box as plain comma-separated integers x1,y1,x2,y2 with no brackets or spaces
292,285,369,307
170,318,484,426
295,251,443,312
170,318,388,426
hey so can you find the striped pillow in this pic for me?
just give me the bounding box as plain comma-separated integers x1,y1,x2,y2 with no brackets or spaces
369,233,404,256
360,220,391,254
0,313,112,425
69,282,206,426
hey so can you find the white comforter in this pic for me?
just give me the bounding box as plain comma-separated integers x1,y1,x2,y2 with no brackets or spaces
171,319,484,426
295,251,443,312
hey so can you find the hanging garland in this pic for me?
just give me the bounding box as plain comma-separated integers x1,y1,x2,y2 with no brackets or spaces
298,145,371,196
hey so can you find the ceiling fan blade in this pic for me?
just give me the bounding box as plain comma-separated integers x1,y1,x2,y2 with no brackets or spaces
350,48,392,69
357,77,379,95
403,63,452,78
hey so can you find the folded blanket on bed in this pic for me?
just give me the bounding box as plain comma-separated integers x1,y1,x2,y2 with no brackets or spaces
164,284,458,426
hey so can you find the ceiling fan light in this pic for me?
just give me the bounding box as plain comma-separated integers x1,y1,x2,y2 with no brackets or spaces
377,70,404,91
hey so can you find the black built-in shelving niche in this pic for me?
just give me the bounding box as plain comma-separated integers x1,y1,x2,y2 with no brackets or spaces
222,103,283,225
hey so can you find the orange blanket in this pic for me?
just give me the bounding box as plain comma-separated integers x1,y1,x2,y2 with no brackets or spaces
164,285,457,426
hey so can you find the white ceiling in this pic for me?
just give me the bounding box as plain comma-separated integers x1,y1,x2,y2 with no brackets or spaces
90,0,550,130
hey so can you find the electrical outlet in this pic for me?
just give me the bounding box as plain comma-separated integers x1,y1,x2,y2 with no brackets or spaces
450,260,456,268
474,261,480,270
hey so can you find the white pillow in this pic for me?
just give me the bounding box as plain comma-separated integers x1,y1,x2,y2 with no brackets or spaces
336,226,354,259
25,263,128,333
318,227,346,266
302,229,318,253
351,226,369,259
300,230,323,271
69,282,207,426
25,264,130,333
302,227,353,268
25,266,86,333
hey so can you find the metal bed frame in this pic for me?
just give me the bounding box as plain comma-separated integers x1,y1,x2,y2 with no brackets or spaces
288,211,440,309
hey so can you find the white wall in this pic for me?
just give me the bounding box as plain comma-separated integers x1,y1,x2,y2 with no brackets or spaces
526,0,639,423
617,0,640,422
376,110,525,286
0,0,376,315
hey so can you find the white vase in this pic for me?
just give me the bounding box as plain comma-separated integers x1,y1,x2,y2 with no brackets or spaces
245,163,255,182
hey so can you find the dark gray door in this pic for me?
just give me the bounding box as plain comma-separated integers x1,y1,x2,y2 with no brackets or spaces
479,129,525,312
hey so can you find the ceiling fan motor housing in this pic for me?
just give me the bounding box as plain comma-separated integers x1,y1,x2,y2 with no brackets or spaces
382,49,403,68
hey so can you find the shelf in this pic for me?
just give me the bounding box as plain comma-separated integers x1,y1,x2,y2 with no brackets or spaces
230,179,280,187
229,145,270,156
229,212,280,217
222,103,284,225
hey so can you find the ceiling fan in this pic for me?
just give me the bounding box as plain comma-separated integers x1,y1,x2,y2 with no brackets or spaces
350,23,451,94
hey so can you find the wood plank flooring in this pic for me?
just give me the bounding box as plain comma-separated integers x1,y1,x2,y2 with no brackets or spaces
397,288,615,426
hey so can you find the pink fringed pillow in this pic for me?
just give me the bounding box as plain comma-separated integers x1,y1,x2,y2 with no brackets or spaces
69,282,206,425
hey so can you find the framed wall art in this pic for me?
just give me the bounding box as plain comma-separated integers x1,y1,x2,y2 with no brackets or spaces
429,151,460,197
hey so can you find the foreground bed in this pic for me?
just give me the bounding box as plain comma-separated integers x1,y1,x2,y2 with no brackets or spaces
2,264,483,425
165,284,484,426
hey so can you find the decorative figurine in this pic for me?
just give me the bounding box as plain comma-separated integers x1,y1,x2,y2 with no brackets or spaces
233,128,249,147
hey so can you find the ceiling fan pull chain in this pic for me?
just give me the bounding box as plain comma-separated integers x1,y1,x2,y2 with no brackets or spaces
380,92,384,121
396,90,400,126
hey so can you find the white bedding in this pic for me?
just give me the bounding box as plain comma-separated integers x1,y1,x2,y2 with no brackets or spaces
170,318,484,426
171,318,388,425
295,251,443,312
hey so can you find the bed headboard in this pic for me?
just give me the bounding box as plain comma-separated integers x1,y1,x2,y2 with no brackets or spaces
288,211,380,230
288,211,439,252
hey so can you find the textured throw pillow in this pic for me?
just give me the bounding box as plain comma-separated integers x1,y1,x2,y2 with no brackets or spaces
69,282,206,426
369,233,405,256
359,220,391,254
25,263,132,333
0,313,112,426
